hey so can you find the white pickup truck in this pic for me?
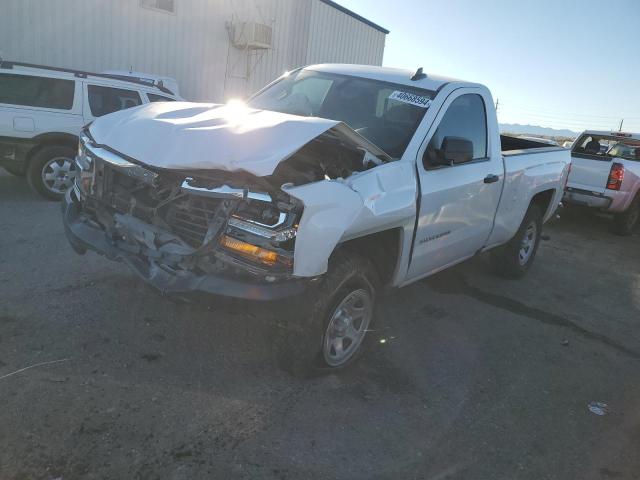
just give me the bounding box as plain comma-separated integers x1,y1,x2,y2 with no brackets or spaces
62,64,570,374
564,130,640,235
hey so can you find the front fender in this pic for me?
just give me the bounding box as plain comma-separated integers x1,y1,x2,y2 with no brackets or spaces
285,161,418,277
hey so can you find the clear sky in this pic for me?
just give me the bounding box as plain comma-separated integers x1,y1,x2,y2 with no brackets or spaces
337,0,640,133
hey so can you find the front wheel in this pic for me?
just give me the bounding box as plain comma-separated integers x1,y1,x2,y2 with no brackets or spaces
612,199,639,236
276,252,379,377
491,205,543,278
27,145,77,201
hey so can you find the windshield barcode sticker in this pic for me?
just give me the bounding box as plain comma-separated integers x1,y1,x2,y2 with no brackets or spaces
389,91,432,108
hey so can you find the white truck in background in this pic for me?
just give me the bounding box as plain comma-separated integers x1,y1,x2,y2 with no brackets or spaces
564,130,640,235
0,61,181,199
62,64,571,374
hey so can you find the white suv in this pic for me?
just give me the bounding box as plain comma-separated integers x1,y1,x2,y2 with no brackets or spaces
0,61,181,199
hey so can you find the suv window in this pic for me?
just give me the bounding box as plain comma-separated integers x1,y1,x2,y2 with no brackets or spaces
88,85,142,117
423,94,487,169
0,73,75,110
147,93,176,102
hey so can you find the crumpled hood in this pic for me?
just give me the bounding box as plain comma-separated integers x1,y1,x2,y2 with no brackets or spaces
89,102,367,177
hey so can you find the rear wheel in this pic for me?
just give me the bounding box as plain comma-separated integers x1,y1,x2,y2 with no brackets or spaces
27,145,77,200
612,199,639,236
276,252,378,377
492,205,543,278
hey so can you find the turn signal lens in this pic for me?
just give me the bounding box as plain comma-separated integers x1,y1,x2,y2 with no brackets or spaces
606,163,625,191
219,235,279,266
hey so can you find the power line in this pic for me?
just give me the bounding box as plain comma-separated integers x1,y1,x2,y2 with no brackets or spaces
497,107,636,124
496,101,640,121
497,110,639,131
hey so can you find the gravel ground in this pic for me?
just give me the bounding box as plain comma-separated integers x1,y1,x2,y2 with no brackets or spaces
1,169,639,480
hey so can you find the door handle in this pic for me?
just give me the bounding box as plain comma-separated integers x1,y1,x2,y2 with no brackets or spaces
484,174,500,184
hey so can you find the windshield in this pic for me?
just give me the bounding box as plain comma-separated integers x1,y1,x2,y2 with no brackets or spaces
572,134,640,161
248,70,434,158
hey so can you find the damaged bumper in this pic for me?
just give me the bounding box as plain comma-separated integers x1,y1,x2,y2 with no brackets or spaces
62,188,309,300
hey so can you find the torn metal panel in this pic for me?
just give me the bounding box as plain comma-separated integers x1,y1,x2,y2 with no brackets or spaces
286,161,417,277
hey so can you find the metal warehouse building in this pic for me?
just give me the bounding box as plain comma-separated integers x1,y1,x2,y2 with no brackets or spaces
0,0,388,101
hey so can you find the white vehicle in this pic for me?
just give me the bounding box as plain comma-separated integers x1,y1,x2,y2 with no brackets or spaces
564,130,640,235
0,61,181,199
62,64,570,374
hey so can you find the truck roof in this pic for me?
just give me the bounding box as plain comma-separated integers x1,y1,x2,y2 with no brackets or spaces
580,130,640,141
305,64,478,92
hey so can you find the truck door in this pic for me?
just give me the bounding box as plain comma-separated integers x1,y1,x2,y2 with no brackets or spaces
406,89,503,280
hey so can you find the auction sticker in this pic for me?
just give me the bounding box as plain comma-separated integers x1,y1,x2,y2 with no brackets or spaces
389,91,432,108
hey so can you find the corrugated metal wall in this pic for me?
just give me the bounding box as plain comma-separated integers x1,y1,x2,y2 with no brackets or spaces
306,0,386,66
0,0,385,102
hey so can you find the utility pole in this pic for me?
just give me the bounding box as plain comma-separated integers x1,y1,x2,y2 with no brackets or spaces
495,98,499,113
619,119,624,132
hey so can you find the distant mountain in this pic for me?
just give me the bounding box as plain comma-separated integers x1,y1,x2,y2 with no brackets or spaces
499,123,578,138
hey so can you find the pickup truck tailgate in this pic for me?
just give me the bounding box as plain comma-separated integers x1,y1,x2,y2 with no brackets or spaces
567,155,612,193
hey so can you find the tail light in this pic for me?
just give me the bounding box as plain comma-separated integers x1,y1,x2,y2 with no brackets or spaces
606,163,625,191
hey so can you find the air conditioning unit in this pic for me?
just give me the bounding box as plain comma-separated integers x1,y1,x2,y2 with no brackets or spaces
230,22,273,50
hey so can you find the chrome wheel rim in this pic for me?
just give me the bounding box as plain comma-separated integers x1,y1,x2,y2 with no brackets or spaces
518,222,537,266
323,289,373,367
42,157,76,194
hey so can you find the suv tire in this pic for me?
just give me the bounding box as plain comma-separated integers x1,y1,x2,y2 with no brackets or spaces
27,145,77,201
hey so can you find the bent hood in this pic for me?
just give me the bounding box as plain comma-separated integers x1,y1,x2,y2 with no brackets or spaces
88,102,388,177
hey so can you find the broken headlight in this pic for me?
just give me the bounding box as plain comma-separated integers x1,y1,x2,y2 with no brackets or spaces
75,130,96,196
222,199,298,271
180,177,298,271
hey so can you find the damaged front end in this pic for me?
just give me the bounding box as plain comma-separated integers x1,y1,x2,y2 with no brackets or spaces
63,131,308,300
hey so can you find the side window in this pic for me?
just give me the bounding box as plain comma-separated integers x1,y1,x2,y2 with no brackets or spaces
147,93,176,102
0,73,74,110
423,94,487,169
88,85,142,117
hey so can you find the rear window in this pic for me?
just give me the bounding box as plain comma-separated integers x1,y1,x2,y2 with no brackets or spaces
147,93,176,102
0,73,75,110
573,134,640,161
88,85,142,117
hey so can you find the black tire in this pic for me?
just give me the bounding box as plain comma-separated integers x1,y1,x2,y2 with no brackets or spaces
2,163,26,177
27,145,76,201
275,252,379,377
612,198,639,236
491,205,543,278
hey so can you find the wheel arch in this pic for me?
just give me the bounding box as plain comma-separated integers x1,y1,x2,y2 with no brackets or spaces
25,132,78,167
331,228,403,290
530,188,557,220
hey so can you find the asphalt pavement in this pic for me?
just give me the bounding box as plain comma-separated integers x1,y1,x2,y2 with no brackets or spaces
1,169,639,480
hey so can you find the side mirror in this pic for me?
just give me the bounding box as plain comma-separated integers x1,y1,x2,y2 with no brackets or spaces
441,136,474,165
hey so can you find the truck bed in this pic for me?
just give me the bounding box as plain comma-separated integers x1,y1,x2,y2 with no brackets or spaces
501,135,562,155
